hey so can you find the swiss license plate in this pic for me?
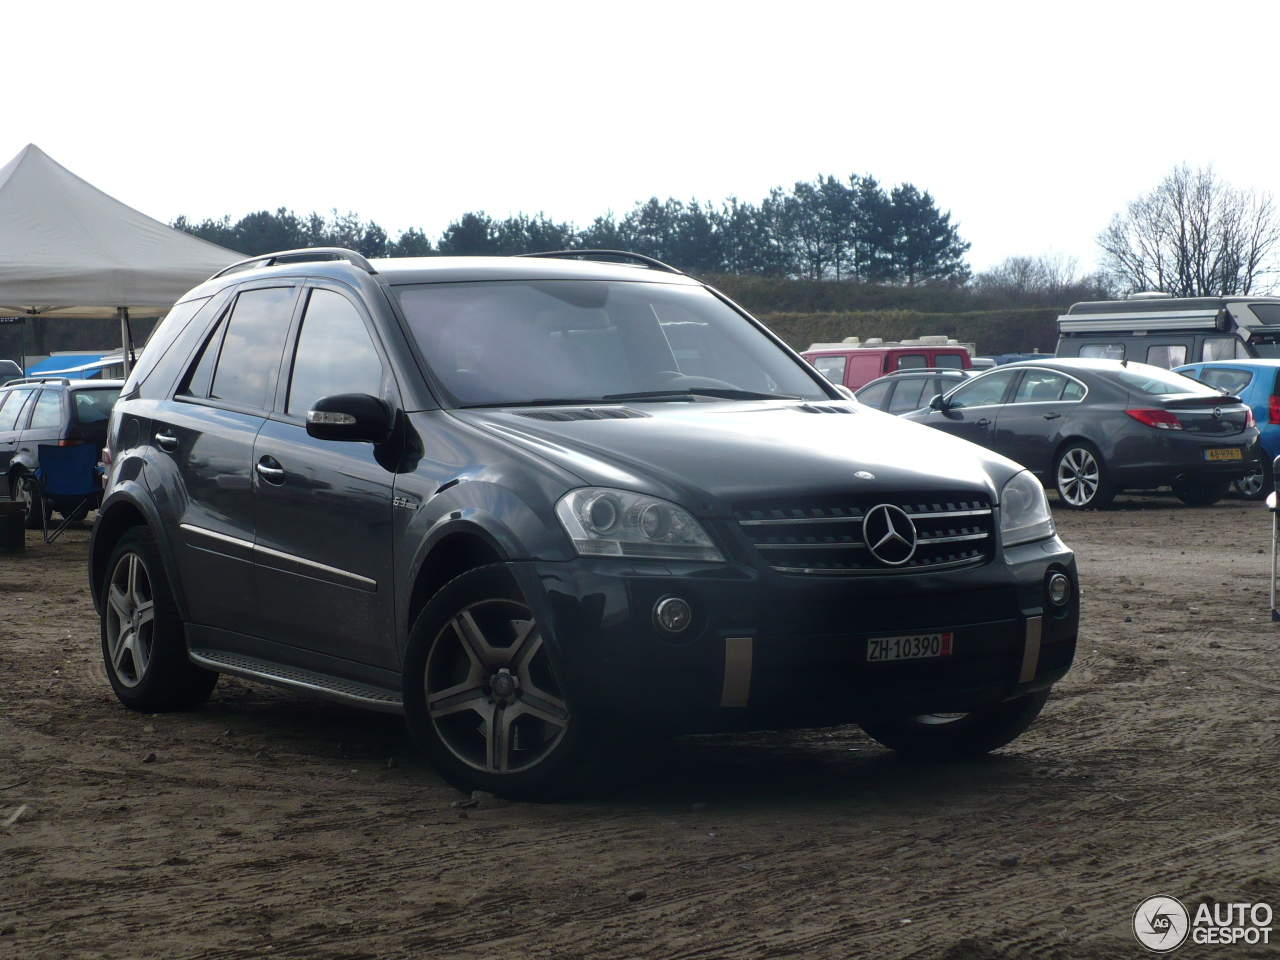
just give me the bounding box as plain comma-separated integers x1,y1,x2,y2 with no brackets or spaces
867,632,953,663
1204,447,1243,462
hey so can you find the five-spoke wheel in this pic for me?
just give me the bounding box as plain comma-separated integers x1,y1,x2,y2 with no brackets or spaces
105,551,155,687
404,565,589,800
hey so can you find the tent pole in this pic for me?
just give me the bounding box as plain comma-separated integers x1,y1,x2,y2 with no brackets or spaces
119,307,131,378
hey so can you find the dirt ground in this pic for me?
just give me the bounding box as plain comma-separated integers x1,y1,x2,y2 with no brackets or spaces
2,496,1279,960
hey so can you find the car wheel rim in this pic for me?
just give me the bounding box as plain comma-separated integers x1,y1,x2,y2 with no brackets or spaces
1057,448,1099,506
14,479,32,518
1237,467,1264,498
425,598,569,775
912,712,968,725
105,552,156,688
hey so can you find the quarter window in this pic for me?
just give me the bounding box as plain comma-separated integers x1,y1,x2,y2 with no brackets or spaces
945,369,1018,409
812,356,847,384
1079,343,1124,360
855,380,891,409
28,390,62,430
287,289,385,417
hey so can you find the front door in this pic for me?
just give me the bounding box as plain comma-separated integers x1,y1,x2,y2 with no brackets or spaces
921,368,1019,448
252,284,399,669
992,369,1085,477
147,283,299,634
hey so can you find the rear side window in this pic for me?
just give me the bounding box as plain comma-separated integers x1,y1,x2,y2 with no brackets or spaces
812,356,847,383
933,353,964,369
286,289,385,417
1202,337,1249,361
209,287,297,410
28,390,63,430
855,380,891,409
0,388,36,430
896,354,928,370
1198,368,1254,395
1079,343,1124,360
1146,345,1187,368
71,389,121,424
887,377,929,412
1013,370,1071,403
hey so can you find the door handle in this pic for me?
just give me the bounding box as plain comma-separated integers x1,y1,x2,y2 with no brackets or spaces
155,431,179,451
976,418,990,427
256,457,286,484
1042,412,1061,420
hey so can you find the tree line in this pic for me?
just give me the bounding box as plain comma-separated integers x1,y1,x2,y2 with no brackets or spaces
172,174,972,286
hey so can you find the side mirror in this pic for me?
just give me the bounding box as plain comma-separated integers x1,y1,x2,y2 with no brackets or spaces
306,393,392,444
928,393,947,411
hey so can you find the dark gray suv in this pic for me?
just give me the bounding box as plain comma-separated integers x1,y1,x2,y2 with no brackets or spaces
91,249,1079,799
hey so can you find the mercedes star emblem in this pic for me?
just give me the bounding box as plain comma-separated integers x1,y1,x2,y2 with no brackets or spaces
862,504,918,566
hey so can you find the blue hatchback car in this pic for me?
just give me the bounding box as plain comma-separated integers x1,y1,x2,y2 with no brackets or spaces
1174,359,1280,499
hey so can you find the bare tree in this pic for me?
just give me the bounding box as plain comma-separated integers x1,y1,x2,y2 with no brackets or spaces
973,251,1111,305
1098,164,1280,296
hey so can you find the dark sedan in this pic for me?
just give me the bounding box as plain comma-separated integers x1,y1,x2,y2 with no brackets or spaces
855,368,971,414
903,358,1259,508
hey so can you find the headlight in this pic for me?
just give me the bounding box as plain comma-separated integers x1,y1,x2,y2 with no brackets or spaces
555,488,724,562
1000,470,1055,547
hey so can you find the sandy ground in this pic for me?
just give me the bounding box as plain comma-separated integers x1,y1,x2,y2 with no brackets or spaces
2,496,1279,960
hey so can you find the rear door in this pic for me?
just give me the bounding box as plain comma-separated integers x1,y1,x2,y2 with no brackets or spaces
147,283,300,635
918,368,1019,447
0,387,37,478
843,353,884,389
16,387,65,469
992,368,1086,476
251,283,400,669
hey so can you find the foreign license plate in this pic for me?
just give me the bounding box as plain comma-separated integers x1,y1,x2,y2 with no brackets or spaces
1203,447,1243,462
867,632,953,663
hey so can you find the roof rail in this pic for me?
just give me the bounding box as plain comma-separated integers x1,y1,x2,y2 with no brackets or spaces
6,377,71,386
210,247,378,280
517,249,683,275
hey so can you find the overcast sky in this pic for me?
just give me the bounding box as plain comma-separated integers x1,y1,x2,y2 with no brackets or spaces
7,1,1278,274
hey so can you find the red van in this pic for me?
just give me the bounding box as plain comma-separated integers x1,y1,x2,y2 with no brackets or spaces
802,337,973,390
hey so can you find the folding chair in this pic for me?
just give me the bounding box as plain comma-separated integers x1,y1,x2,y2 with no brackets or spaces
20,443,100,544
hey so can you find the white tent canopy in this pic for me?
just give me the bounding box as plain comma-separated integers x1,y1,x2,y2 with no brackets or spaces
0,144,237,367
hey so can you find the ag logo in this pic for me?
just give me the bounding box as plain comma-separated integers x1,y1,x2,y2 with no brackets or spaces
862,503,917,566
1133,895,1190,952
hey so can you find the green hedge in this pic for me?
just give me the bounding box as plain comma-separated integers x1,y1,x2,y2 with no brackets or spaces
756,308,1062,356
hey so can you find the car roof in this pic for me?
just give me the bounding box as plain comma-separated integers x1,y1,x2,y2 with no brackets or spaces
1177,359,1280,368
993,358,1130,374
183,255,705,296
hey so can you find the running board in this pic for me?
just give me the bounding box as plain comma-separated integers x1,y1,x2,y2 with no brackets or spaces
188,648,404,714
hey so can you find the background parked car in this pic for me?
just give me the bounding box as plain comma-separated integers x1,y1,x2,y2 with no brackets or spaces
1174,358,1280,499
903,359,1259,509
0,359,22,385
803,336,973,390
0,376,122,526
854,368,971,414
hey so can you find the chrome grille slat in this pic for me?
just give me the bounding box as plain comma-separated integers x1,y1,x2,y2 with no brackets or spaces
734,493,995,575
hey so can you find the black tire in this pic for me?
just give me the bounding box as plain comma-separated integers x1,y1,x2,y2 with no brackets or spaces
859,689,1050,760
11,472,48,530
403,564,591,802
1053,441,1115,510
1232,459,1270,501
1172,477,1231,507
100,526,218,711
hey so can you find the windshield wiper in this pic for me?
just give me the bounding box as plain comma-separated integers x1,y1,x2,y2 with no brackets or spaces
601,388,801,402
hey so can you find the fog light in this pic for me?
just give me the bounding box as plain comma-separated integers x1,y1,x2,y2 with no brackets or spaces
653,596,692,633
1047,572,1071,607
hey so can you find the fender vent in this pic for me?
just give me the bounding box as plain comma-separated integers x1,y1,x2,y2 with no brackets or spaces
515,407,651,422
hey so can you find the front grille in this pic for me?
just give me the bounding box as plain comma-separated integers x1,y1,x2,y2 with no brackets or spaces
735,493,995,575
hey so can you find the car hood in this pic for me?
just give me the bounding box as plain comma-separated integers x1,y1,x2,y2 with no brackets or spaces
454,401,1021,517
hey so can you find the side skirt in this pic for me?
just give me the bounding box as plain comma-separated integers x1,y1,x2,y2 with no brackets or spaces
188,647,404,714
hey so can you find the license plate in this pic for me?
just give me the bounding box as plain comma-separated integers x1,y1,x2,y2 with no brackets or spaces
1204,447,1243,462
867,632,953,663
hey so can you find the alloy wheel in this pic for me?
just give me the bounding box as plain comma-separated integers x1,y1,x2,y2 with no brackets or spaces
105,552,155,687
1057,448,1100,507
425,598,569,774
13,478,32,520
1235,465,1265,499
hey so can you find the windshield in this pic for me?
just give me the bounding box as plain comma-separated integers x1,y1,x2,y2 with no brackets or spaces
71,388,121,424
394,280,829,406
1115,362,1218,397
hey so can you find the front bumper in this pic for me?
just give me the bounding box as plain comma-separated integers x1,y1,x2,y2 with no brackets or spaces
523,536,1078,734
